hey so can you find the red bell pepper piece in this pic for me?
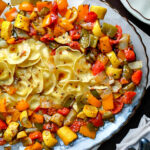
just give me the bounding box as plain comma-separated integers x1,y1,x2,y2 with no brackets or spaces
40,34,54,43
84,11,97,23
47,107,57,116
111,98,124,114
92,60,105,76
124,49,136,62
51,49,56,55
29,131,42,142
89,112,103,127
69,41,80,50
121,91,136,104
69,29,81,40
131,70,142,85
0,119,7,130
70,119,86,132
110,25,122,45
43,123,58,133
51,1,58,14
0,138,6,146
57,107,70,116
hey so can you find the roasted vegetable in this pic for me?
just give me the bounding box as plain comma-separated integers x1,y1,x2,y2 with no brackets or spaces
122,65,133,80
106,66,122,79
99,36,112,53
118,34,130,50
102,22,117,38
128,61,143,70
50,113,64,126
79,125,96,139
80,29,90,48
1,21,12,40
17,131,27,139
54,32,71,44
65,7,78,23
57,126,77,145
92,20,103,37
90,89,100,99
122,82,136,92
22,137,32,147
90,6,107,19
102,93,114,110
83,105,98,118
106,51,121,68
102,111,114,120
0,0,7,15
42,130,57,147
32,21,46,35
14,28,29,38
38,7,49,17
3,122,19,142
77,111,86,119
89,34,99,48
29,11,38,20
64,109,77,126
14,14,30,31
87,93,101,108
20,111,32,128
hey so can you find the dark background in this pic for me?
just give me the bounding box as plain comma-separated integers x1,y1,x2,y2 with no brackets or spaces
99,0,150,150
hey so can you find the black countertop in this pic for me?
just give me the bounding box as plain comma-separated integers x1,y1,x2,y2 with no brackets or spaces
99,1,150,150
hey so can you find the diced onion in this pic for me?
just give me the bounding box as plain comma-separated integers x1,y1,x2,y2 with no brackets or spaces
128,61,143,70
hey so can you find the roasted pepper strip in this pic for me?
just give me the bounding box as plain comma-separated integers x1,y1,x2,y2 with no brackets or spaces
109,25,122,45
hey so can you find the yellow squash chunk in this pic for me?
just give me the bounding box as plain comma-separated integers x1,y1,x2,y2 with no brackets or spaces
90,5,107,19
4,122,19,142
106,51,121,68
1,21,12,40
14,14,30,31
17,131,27,139
77,111,87,119
92,20,103,37
20,110,32,128
42,130,57,147
57,126,77,145
99,36,112,53
102,93,114,110
79,125,96,139
83,105,98,118
106,66,122,79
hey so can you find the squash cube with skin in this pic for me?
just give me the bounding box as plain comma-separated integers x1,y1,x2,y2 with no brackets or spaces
57,126,77,145
83,105,98,118
92,20,103,37
20,110,32,128
42,130,57,147
3,122,19,142
50,113,64,126
106,51,121,68
90,6,107,19
17,131,27,139
14,14,30,31
1,21,12,40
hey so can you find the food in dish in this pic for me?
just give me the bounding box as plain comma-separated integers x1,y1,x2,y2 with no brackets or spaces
0,0,143,149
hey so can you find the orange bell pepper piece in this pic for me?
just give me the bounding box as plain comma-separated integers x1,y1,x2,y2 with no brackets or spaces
77,5,89,23
31,113,44,124
5,7,18,21
59,19,73,31
19,1,34,12
0,98,6,113
16,100,29,111
0,0,7,15
102,93,114,110
88,94,101,108
54,24,65,37
36,1,52,12
57,0,68,12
